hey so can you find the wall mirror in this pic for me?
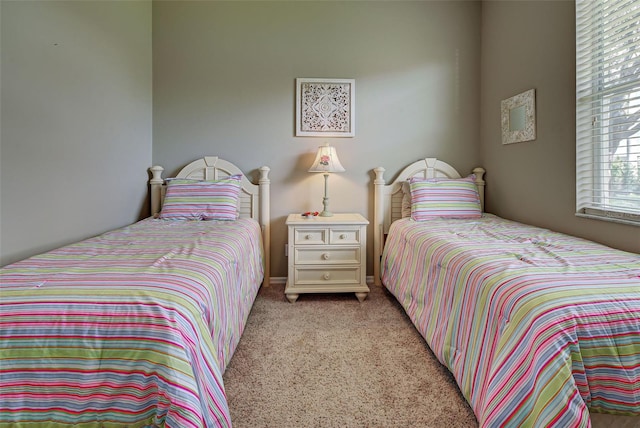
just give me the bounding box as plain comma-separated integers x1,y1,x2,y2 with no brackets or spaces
501,89,536,145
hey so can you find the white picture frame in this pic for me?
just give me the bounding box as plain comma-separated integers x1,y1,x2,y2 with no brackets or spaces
296,78,355,137
501,89,536,145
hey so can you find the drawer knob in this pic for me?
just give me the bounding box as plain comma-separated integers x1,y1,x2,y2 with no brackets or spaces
305,234,311,240
322,253,330,260
340,234,347,239
323,273,331,280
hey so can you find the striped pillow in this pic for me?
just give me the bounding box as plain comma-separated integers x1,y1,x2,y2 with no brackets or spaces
159,175,242,220
410,175,481,221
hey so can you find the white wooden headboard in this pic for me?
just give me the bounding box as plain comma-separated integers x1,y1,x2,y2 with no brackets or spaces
372,158,485,286
148,156,271,286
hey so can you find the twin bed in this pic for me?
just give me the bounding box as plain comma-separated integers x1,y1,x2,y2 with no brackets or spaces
373,158,640,427
0,157,270,427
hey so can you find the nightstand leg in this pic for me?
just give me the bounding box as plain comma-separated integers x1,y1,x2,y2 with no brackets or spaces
286,293,299,303
355,292,368,303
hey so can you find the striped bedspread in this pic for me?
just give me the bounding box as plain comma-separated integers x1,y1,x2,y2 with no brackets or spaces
381,215,640,427
0,217,264,428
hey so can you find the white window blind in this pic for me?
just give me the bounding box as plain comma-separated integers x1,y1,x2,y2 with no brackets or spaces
576,0,640,225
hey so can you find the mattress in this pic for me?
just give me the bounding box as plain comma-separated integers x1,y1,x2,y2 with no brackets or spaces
0,217,264,427
381,215,640,427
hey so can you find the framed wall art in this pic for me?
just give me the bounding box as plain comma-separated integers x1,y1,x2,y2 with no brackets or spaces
296,78,355,137
501,89,536,145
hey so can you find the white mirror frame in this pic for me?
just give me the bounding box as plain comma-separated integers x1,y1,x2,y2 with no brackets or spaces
501,89,536,145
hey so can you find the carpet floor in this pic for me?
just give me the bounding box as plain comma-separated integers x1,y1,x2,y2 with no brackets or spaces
222,283,478,428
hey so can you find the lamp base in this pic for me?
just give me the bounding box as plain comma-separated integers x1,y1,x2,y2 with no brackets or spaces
319,192,333,217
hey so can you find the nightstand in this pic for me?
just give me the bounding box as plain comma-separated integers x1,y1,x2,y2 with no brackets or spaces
285,213,369,303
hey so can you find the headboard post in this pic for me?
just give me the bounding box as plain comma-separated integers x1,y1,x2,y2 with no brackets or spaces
259,166,271,287
473,167,486,211
373,167,386,286
149,165,165,217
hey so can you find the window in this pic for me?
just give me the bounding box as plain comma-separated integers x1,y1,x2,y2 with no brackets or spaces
576,0,640,225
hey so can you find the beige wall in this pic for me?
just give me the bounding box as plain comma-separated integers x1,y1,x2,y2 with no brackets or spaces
153,1,482,278
5,1,632,275
0,1,153,266
480,0,639,254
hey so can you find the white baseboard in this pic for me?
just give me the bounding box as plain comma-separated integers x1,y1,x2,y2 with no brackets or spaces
269,277,287,285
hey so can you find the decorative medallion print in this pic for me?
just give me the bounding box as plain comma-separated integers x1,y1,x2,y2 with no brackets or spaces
296,78,355,137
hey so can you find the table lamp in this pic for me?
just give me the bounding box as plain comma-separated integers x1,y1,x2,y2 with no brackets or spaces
308,143,345,217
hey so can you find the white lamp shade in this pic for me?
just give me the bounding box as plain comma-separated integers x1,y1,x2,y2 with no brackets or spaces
308,144,345,173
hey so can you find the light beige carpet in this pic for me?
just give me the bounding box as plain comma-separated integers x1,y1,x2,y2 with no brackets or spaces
222,283,478,428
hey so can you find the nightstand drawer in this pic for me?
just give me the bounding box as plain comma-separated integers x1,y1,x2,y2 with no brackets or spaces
294,247,360,265
294,229,327,245
329,228,361,245
293,267,361,285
